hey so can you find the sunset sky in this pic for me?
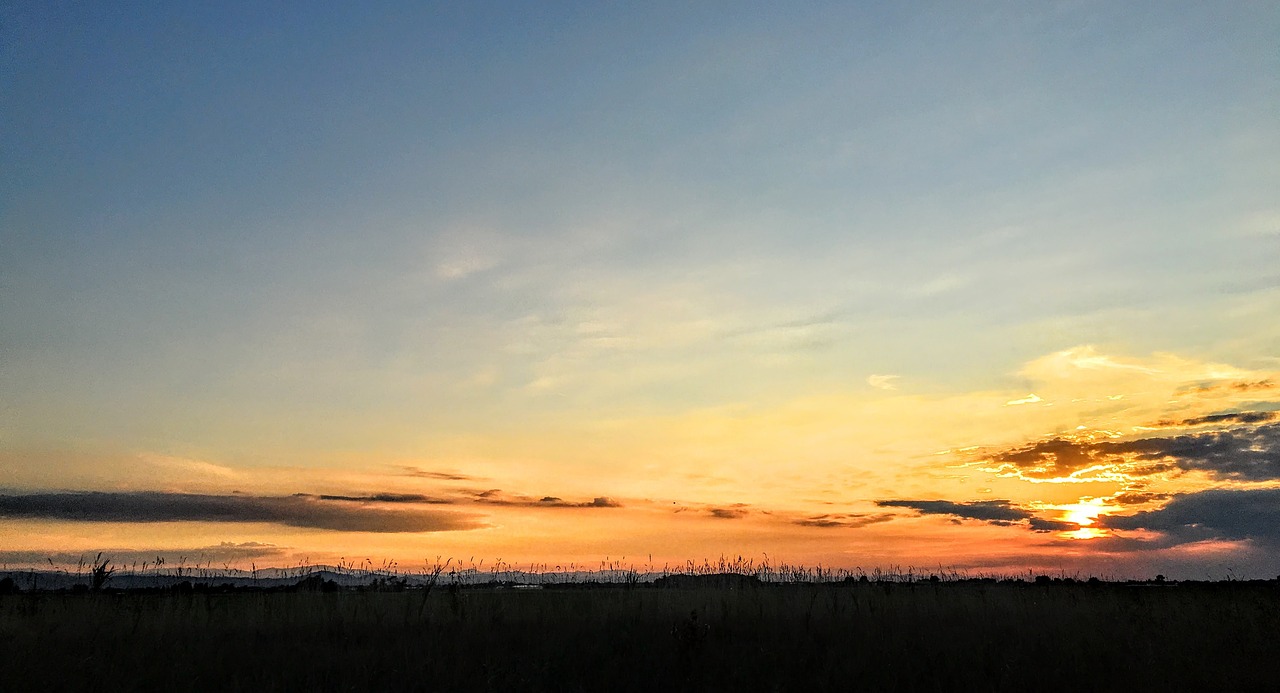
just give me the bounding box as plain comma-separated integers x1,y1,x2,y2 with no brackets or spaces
3,1,1279,579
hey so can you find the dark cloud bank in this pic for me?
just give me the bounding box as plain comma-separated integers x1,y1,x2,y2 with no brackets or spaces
875,499,1075,533
0,491,482,533
878,488,1280,552
877,499,1026,524
1097,487,1280,548
0,486,626,532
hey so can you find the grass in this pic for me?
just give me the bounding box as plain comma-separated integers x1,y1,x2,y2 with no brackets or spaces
2,579,1278,692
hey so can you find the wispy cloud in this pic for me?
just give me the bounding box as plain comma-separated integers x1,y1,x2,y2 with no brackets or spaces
469,489,622,508
436,254,500,281
313,493,453,504
791,513,894,528
722,314,846,353
396,467,478,482
867,374,899,391
707,506,749,519
1176,379,1275,395
138,454,240,479
428,226,505,281
1022,346,1162,379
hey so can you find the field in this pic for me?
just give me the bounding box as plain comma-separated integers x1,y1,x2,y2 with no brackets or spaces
2,579,1278,692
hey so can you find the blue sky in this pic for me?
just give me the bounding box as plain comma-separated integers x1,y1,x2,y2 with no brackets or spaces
2,1,1279,576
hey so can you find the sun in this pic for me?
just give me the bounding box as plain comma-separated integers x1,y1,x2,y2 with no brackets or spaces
1056,498,1117,540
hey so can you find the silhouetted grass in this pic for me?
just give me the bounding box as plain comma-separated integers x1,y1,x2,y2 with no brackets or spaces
2,580,1278,692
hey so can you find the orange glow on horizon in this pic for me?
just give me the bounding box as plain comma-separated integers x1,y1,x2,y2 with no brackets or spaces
1063,527,1108,540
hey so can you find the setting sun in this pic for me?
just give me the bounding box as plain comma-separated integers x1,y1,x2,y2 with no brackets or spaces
1059,499,1115,528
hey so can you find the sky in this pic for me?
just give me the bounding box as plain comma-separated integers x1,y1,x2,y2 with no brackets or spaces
2,1,1279,579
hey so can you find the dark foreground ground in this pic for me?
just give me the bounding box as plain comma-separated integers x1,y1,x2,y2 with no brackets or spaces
2,580,1278,692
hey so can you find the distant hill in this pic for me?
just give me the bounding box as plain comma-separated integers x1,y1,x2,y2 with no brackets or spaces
653,572,763,589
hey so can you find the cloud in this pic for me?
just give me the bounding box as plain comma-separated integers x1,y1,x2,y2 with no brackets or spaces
0,492,483,533
792,513,894,528
396,467,477,482
1005,394,1042,406
1021,346,1161,379
1177,379,1276,394
314,493,454,504
723,315,845,352
543,496,622,508
707,506,749,519
139,454,239,479
1155,411,1277,427
876,499,1077,534
867,374,900,391
1027,517,1077,532
1098,488,1280,547
1104,422,1280,481
469,489,622,508
988,437,1118,480
876,499,1031,524
985,419,1280,481
429,228,503,281
1110,491,1172,506
436,254,499,280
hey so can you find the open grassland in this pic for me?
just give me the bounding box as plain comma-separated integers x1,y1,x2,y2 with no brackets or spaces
2,581,1278,692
